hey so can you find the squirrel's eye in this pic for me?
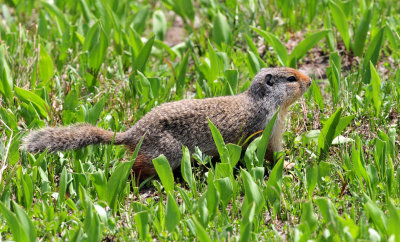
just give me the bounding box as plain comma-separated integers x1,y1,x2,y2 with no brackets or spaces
287,76,297,82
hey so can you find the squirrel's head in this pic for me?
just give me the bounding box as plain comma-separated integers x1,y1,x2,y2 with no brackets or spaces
247,67,311,109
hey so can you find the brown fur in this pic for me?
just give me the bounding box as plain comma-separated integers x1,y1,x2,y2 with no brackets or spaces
22,67,311,178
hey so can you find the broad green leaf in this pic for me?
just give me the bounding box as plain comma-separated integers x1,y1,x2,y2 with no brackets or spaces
365,198,387,234
306,165,318,199
127,27,143,60
14,86,49,118
289,30,329,67
152,155,174,193
315,198,339,231
265,158,284,204
165,192,181,233
207,118,229,163
136,71,153,104
13,201,37,242
256,108,279,165
301,201,317,232
334,115,355,138
134,35,155,73
215,177,233,208
179,0,195,21
197,195,209,227
107,136,144,209
42,2,69,34
351,139,370,190
134,210,149,240
239,202,255,242
181,146,194,189
212,12,231,47
153,10,167,41
388,200,400,239
82,21,109,75
176,52,189,97
207,40,220,81
241,169,265,214
91,170,107,201
318,108,342,158
226,143,241,167
251,27,288,66
132,6,150,34
22,174,33,210
224,69,239,90
311,81,324,109
329,1,350,50
85,97,105,125
0,201,29,242
192,217,212,242
0,45,13,101
246,51,261,77
206,172,219,220
362,26,386,83
0,107,18,132
38,47,54,84
57,167,67,206
83,205,101,242
369,62,382,116
353,7,372,57
214,162,236,192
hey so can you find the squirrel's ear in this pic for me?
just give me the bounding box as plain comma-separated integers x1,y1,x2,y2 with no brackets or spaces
264,74,273,86
249,82,267,98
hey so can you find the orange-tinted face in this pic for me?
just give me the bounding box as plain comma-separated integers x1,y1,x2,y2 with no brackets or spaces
247,67,312,108
281,68,311,107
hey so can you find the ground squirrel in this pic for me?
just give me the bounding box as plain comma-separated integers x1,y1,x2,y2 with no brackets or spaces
22,67,311,177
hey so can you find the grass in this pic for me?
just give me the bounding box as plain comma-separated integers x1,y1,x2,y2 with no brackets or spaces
0,0,399,241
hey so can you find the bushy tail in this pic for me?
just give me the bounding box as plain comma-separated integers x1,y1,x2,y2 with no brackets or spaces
21,124,126,153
